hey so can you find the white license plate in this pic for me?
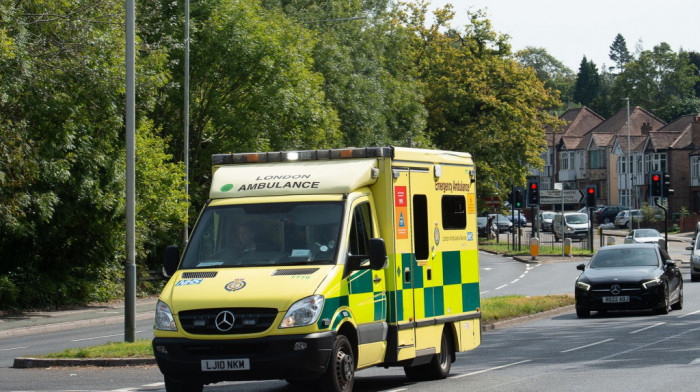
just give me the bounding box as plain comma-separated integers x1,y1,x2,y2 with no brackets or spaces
602,296,630,303
201,358,250,372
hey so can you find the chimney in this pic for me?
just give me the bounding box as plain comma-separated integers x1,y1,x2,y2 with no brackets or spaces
693,116,700,147
641,121,652,134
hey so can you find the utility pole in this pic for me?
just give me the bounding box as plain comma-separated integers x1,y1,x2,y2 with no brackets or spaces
183,0,190,245
124,0,136,343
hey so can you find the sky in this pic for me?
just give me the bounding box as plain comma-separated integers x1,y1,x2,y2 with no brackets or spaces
430,0,699,72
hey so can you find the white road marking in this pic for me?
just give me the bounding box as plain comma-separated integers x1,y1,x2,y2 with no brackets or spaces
72,331,144,342
560,338,614,353
452,359,532,378
496,284,508,290
510,279,519,284
690,358,700,365
630,322,665,334
678,310,700,318
0,346,29,351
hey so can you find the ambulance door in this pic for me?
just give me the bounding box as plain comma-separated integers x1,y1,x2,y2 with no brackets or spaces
407,168,435,354
391,168,416,360
347,197,387,367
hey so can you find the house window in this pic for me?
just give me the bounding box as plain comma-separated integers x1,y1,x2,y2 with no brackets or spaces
589,149,606,169
645,152,667,172
560,152,568,170
691,156,700,182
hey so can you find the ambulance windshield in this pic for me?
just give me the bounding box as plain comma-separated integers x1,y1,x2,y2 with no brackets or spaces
180,202,343,269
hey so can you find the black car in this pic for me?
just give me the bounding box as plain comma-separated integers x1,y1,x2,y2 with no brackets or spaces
574,243,683,318
594,205,625,224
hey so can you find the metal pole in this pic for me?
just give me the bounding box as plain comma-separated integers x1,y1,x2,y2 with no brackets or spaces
183,0,190,245
125,0,136,343
626,98,631,229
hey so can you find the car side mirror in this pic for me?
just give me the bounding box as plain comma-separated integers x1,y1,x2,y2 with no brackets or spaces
164,245,180,277
576,263,586,271
664,259,677,268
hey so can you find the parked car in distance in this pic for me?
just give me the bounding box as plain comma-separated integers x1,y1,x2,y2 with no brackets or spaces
507,210,527,226
536,211,556,232
689,232,700,282
614,209,642,228
574,243,683,318
594,205,626,224
488,213,513,233
477,216,489,238
624,228,664,245
552,212,590,241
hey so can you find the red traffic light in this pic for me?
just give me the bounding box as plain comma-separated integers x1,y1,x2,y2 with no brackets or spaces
587,187,594,194
652,174,660,182
531,183,537,189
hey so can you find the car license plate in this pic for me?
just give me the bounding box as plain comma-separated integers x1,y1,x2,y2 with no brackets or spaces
201,359,250,371
602,296,629,303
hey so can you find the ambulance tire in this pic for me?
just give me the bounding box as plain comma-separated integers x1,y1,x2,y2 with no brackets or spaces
317,335,355,392
164,377,203,392
403,330,453,381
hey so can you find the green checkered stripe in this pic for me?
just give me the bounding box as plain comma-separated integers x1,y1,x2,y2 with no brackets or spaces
387,250,480,323
317,269,387,330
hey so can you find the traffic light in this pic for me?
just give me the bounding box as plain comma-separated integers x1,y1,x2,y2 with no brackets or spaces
527,179,540,207
513,187,524,209
650,171,662,197
585,185,596,208
663,173,673,197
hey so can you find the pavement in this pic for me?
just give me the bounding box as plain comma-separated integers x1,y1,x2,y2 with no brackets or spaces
3,231,694,368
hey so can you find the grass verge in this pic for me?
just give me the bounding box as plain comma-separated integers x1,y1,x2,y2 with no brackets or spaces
38,295,574,359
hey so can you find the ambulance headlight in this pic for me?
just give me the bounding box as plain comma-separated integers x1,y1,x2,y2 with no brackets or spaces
279,295,325,328
154,300,178,331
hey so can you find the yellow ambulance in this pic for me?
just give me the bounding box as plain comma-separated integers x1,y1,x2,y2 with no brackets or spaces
153,146,481,392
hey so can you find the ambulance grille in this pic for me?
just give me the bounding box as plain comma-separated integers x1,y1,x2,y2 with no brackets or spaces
272,268,319,276
179,308,277,335
181,271,217,279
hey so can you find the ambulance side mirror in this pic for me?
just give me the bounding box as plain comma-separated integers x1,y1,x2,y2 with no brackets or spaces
367,238,388,270
163,245,180,277
344,238,387,278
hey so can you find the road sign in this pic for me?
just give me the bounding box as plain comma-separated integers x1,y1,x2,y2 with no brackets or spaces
540,189,584,205
484,196,500,207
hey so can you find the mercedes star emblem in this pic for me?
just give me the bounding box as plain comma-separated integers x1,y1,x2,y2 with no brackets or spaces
610,284,621,295
215,310,236,332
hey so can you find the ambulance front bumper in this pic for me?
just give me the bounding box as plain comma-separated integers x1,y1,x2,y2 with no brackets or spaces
152,331,335,384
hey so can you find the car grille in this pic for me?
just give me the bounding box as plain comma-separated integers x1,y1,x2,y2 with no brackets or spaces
179,308,278,335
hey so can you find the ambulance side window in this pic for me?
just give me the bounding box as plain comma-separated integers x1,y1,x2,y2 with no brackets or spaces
413,194,429,260
348,202,372,256
442,195,466,229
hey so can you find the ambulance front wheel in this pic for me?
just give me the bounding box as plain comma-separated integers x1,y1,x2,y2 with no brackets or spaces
317,334,355,392
164,376,203,392
404,329,453,381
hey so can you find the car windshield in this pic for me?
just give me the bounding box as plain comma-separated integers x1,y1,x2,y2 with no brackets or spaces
542,212,555,219
635,229,660,238
180,202,343,269
589,247,659,268
565,214,588,224
477,217,487,225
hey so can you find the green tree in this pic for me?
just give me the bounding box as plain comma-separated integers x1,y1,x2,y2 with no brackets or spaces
517,47,576,108
265,0,429,148
152,0,341,211
609,33,633,73
395,2,562,200
573,56,600,106
612,43,699,117
0,1,186,309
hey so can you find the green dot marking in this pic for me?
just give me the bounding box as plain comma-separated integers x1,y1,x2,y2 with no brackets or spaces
220,184,233,192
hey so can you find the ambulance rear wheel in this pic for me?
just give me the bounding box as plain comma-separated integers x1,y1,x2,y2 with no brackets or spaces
317,335,354,392
404,330,453,381
164,377,203,392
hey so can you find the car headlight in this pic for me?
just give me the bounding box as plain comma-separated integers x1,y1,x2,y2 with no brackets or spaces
692,255,700,264
642,279,662,289
565,226,574,232
279,295,325,328
155,300,178,331
576,281,591,291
